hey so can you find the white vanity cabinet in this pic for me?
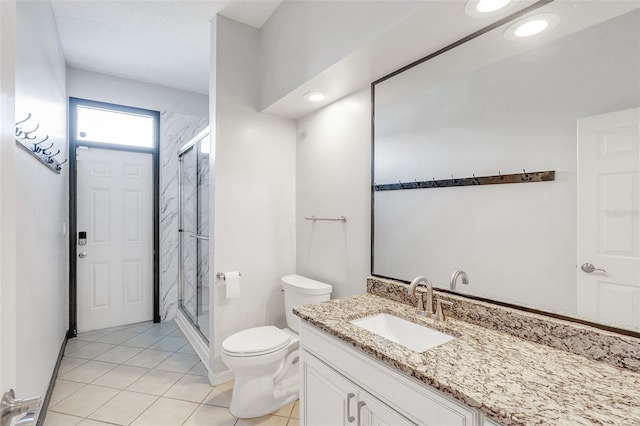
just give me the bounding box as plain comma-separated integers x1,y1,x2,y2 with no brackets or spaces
299,322,480,426
301,349,413,426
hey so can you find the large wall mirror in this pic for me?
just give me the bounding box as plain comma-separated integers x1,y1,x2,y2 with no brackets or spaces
372,0,640,333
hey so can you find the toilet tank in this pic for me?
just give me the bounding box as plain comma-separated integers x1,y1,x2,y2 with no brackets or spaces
282,274,332,333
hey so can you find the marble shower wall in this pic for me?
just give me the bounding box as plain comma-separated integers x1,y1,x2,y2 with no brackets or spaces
160,112,208,320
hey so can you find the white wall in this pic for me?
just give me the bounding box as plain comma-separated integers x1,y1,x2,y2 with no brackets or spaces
67,67,208,118
210,15,297,378
14,0,68,407
295,89,372,298
0,0,17,392
259,0,422,110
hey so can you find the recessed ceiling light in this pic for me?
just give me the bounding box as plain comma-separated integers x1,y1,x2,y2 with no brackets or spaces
504,13,559,41
303,92,329,102
465,0,512,17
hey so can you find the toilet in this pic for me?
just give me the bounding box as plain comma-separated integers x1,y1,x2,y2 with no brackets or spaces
222,274,332,418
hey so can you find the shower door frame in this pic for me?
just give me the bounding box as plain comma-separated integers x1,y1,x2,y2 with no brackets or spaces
177,127,210,342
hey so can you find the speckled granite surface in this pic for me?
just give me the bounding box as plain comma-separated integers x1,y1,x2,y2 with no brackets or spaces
294,293,640,425
368,276,640,372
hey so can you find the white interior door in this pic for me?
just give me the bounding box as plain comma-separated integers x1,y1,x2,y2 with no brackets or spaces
77,147,153,332
577,107,640,331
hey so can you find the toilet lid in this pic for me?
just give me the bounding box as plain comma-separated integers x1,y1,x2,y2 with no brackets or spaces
222,326,291,356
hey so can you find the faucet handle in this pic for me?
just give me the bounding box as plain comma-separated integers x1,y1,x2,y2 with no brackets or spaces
435,299,454,321
416,293,426,315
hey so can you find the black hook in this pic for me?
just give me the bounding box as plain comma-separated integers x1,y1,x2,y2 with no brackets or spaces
33,135,49,146
15,114,32,138
41,142,54,155
398,180,404,189
21,122,40,141
47,150,61,163
472,174,480,185
55,159,68,171
522,169,530,181
498,170,503,180
432,177,439,188
31,135,50,152
451,174,457,184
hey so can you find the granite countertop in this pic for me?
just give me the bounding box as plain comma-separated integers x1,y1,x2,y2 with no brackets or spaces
294,293,640,425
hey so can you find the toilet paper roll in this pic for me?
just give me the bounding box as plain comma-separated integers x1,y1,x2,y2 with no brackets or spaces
225,271,241,299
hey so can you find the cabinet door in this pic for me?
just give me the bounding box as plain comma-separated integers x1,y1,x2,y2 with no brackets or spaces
301,349,359,426
359,390,416,426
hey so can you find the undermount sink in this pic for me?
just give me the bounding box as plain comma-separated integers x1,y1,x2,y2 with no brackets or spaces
350,313,454,352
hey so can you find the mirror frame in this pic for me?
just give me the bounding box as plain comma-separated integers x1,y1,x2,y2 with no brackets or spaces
369,0,640,339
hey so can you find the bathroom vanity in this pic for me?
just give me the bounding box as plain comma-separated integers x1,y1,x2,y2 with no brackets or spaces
295,278,640,426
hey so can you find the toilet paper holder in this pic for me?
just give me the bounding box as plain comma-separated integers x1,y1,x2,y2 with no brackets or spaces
217,272,242,280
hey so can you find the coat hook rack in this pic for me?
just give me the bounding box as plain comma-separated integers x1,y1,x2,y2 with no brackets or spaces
374,170,555,191
15,113,66,174
304,215,347,222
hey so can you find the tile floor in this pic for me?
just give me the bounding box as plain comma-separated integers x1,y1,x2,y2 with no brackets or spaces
44,320,299,426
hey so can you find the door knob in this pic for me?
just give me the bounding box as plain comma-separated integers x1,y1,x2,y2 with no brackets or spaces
78,252,87,258
581,263,606,274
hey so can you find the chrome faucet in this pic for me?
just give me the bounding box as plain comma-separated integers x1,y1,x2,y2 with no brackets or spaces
450,270,469,292
408,276,435,316
1,390,40,426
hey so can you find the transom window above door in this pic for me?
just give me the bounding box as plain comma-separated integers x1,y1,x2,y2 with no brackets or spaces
73,100,156,149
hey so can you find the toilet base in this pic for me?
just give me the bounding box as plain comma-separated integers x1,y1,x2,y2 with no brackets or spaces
229,368,298,418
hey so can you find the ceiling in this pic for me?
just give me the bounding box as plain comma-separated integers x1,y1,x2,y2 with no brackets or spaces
50,0,283,95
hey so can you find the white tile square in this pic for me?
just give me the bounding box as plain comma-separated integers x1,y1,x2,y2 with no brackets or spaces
148,336,188,352
127,369,184,395
77,420,121,426
187,362,208,377
236,415,288,426
183,404,236,426
42,411,83,426
76,331,112,343
273,401,294,418
58,357,87,375
177,343,197,355
49,380,86,406
170,329,185,337
130,397,198,426
143,321,179,336
155,353,200,373
123,349,173,368
89,390,157,425
65,342,117,360
124,323,154,333
202,381,233,408
96,330,140,345
92,364,149,389
49,384,119,418
121,333,164,349
64,339,90,354
59,360,117,383
164,374,213,403
94,345,143,364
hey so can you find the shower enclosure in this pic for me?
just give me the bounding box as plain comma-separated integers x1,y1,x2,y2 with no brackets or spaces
178,128,210,342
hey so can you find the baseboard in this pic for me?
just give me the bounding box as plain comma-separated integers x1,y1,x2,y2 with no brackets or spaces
174,310,210,377
36,331,68,426
210,369,234,386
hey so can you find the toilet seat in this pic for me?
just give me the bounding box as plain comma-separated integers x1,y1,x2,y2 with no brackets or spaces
223,326,291,357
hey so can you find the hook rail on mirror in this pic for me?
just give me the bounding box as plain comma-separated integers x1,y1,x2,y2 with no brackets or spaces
15,113,67,174
374,170,555,191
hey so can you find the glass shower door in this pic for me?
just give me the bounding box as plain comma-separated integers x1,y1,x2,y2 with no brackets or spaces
178,131,210,341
